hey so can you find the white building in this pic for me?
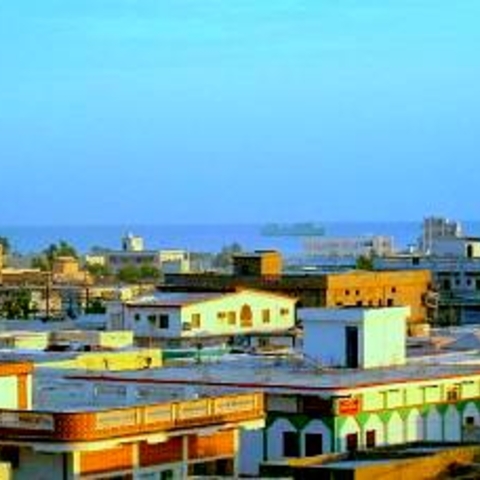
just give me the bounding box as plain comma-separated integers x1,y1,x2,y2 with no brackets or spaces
299,307,409,368
303,235,394,258
429,237,480,259
118,289,296,344
419,216,463,254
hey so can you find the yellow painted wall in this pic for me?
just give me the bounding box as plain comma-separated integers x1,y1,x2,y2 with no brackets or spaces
41,349,162,371
325,270,432,324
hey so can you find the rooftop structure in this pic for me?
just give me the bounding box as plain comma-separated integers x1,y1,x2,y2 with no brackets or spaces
419,216,463,254
300,307,409,369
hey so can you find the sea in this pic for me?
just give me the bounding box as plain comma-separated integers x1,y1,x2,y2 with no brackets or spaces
2,221,480,256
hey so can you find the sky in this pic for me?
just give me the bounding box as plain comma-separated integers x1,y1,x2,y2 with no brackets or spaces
0,0,479,225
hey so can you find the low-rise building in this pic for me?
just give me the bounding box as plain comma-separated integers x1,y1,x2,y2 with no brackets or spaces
115,288,297,349
162,265,434,328
300,307,408,369
0,360,265,479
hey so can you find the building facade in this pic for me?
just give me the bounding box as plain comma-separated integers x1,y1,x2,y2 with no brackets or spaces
0,360,265,479
118,289,296,345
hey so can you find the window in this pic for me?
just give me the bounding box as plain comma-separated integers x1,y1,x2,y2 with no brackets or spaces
447,386,460,402
217,311,226,320
228,311,236,325
134,313,141,322
465,416,475,426
280,308,290,316
158,314,169,329
391,287,397,293
283,431,300,457
345,289,350,296
262,309,271,324
305,433,323,456
147,314,156,325
346,433,358,452
240,304,253,327
366,430,376,448
191,313,201,329
356,301,363,307
161,470,174,480
387,298,394,307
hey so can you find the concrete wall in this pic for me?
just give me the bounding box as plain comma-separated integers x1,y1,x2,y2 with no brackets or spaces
300,307,408,368
126,291,295,339
40,348,162,371
181,291,295,337
125,307,182,338
0,377,18,409
431,238,480,258
363,309,406,368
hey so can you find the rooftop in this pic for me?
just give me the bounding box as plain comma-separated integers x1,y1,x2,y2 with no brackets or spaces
66,351,480,395
126,292,224,308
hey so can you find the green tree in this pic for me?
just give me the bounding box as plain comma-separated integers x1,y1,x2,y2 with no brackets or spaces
31,256,49,271
355,254,374,271
0,236,11,256
117,265,141,283
85,297,106,314
86,263,112,279
1,289,32,319
138,265,160,280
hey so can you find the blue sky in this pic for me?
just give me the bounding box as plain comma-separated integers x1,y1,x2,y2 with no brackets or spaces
1,0,479,224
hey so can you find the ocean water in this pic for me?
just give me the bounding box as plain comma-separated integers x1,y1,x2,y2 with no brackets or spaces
1,222,480,255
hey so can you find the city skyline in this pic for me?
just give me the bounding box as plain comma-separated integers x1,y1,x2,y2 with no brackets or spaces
1,1,479,225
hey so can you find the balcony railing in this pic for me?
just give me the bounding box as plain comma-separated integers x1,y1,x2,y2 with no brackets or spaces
0,392,264,442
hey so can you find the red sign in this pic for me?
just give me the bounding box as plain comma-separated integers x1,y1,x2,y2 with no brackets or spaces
337,397,360,415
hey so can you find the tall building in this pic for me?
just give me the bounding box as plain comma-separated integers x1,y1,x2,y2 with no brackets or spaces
420,216,462,254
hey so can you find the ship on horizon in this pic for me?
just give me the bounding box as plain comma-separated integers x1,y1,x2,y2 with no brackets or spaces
260,222,325,237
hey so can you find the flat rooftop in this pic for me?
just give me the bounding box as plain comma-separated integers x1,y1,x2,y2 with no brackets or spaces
126,291,223,307
66,352,480,395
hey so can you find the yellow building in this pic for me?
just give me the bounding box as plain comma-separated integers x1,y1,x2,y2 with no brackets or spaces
324,270,433,326
233,250,283,277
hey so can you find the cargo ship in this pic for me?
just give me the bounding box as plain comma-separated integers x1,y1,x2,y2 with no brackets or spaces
260,222,325,237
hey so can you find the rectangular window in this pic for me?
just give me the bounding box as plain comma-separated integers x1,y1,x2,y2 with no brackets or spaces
346,433,358,452
366,430,376,448
134,313,141,322
465,416,475,426
447,386,460,402
228,311,236,325
262,309,271,324
191,313,201,329
158,314,169,329
280,308,290,316
305,433,323,456
147,314,156,325
283,431,300,457
161,470,174,480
